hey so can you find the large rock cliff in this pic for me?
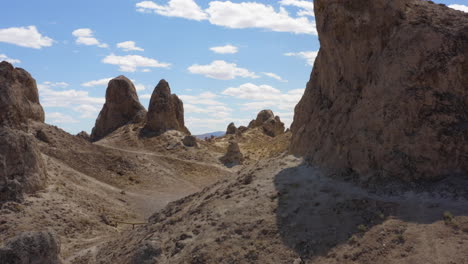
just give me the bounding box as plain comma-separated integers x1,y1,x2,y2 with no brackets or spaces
91,76,147,141
0,61,47,203
0,61,45,129
144,79,190,136
290,0,468,182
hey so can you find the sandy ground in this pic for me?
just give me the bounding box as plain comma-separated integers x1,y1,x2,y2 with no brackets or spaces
95,154,468,264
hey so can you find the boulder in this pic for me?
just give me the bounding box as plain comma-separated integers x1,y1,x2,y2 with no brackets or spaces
0,231,62,264
248,110,285,137
0,61,44,129
226,122,238,135
0,127,47,203
182,135,197,147
144,80,190,136
91,76,147,141
291,0,468,182
220,140,244,166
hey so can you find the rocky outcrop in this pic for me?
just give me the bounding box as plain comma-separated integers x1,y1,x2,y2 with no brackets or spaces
226,122,238,135
0,127,47,202
144,80,190,136
182,135,197,147
220,140,244,166
91,76,146,141
248,110,285,137
0,231,62,264
0,63,47,203
291,0,468,182
0,61,44,129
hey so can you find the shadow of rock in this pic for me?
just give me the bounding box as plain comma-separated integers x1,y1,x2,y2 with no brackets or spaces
274,163,468,261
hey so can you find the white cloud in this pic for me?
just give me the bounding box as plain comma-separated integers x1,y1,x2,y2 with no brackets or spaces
222,83,304,128
180,92,223,105
134,83,146,91
72,28,108,48
73,104,101,119
279,0,314,17
284,50,318,66
46,112,80,124
102,54,171,72
39,82,104,108
188,60,258,80
82,77,146,91
222,83,281,100
210,44,238,54
81,78,112,87
0,54,21,64
117,41,144,51
0,26,53,49
136,0,207,21
206,1,317,35
40,81,69,89
142,69,152,72
262,72,287,82
449,4,468,12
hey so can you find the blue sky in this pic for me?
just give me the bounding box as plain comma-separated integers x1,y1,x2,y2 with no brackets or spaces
1,0,466,135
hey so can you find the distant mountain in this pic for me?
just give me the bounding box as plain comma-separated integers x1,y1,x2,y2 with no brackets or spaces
195,131,225,139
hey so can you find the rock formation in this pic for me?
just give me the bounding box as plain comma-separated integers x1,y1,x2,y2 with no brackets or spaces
0,62,47,203
0,128,47,202
248,110,285,137
91,76,147,141
291,0,468,182
226,122,238,135
144,79,190,136
182,135,197,147
76,131,90,141
220,140,244,165
0,231,62,264
0,61,44,129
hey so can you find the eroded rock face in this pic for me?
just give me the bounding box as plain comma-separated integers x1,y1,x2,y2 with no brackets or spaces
249,110,285,137
226,122,238,135
0,61,45,129
220,140,244,166
0,127,47,202
0,231,62,264
144,80,190,136
91,76,146,141
291,0,468,182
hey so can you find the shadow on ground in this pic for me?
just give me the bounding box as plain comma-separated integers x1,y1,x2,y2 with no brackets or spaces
274,163,468,261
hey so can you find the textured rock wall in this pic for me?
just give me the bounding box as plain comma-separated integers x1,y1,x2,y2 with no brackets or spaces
91,76,147,141
144,79,190,135
0,61,44,129
291,0,468,182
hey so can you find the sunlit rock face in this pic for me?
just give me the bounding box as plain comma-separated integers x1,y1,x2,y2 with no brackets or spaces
91,75,147,141
0,61,45,129
144,79,190,136
291,0,468,182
